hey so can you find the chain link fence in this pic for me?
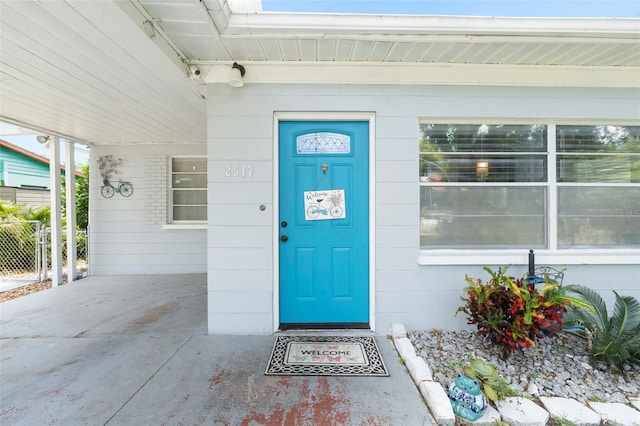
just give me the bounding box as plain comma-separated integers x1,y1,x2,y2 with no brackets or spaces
0,221,43,287
0,221,88,289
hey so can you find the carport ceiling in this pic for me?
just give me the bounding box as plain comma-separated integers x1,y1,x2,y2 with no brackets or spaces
1,0,638,146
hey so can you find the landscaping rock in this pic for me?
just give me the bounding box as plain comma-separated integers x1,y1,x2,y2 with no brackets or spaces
587,401,640,426
495,397,549,426
539,396,600,426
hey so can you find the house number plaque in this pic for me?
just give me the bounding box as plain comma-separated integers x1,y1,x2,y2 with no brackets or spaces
225,164,253,178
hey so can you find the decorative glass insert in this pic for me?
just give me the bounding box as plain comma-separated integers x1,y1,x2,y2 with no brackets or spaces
296,132,351,154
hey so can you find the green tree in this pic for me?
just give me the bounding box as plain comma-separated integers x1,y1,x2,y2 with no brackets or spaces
61,163,89,230
0,200,21,219
75,164,89,230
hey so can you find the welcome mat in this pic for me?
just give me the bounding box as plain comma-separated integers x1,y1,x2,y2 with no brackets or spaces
265,335,389,376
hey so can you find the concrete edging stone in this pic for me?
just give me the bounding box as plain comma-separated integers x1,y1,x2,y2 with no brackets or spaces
389,323,640,426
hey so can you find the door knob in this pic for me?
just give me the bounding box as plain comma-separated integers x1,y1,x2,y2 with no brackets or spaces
280,235,288,242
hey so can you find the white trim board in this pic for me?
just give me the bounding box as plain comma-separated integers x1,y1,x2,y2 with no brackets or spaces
272,111,377,333
204,63,640,88
419,250,640,266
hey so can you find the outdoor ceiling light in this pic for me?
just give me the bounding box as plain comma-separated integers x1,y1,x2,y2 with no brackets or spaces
228,62,246,87
36,135,50,144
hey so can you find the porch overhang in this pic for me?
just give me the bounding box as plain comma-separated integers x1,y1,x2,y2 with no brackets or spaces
202,61,640,88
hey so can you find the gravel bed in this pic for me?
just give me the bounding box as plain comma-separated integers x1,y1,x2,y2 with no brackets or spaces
0,279,53,303
410,329,640,405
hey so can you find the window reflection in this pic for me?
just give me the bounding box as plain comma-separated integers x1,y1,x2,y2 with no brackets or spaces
418,123,640,249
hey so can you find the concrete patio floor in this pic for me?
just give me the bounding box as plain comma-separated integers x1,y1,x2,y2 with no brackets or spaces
0,274,435,425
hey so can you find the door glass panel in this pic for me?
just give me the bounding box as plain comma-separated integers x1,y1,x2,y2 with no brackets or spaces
297,132,351,154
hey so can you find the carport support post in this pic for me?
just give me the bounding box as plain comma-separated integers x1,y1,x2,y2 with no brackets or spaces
65,141,77,283
49,137,63,287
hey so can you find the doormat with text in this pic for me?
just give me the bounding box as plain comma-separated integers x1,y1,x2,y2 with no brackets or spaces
265,335,389,376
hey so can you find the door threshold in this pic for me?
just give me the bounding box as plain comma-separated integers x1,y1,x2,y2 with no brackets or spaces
279,322,369,330
277,329,375,336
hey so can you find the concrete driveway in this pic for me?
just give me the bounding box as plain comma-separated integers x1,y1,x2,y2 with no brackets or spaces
0,274,435,425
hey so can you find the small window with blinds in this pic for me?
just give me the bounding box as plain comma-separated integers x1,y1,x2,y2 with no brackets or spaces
170,157,207,223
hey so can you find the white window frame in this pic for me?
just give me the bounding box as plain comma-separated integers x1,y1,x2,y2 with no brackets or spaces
418,120,640,266
167,155,207,228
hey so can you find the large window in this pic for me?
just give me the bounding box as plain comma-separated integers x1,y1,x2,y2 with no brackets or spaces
170,157,207,223
419,123,639,250
556,125,640,248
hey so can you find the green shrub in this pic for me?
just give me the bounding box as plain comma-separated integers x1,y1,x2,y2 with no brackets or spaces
566,285,640,372
456,266,589,358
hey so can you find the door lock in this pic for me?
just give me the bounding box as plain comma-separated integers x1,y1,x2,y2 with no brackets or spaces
280,235,288,242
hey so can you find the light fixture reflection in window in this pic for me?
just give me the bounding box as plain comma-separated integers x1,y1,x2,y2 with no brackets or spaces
476,161,489,178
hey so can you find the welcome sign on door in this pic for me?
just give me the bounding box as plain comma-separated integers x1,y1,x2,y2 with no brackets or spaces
303,189,346,220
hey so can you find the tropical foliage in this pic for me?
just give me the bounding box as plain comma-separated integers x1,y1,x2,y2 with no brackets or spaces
456,266,590,358
565,285,640,372
0,200,50,223
0,201,50,272
61,163,89,230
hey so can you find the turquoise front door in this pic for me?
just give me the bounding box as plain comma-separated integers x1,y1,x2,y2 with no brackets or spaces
279,120,369,327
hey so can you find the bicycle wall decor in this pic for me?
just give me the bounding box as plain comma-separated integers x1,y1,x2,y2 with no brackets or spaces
97,155,134,198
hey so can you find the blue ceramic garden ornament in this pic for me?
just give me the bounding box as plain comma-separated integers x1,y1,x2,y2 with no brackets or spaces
448,373,488,421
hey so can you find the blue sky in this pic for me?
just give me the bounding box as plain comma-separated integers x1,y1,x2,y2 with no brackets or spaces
0,123,89,165
262,1,640,18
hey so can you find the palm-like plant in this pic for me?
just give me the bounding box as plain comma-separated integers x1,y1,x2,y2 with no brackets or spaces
566,285,640,372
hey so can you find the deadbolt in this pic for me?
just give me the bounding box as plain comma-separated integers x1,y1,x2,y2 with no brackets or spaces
281,221,288,228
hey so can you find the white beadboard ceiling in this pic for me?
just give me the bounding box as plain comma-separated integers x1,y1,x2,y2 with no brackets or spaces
0,0,638,146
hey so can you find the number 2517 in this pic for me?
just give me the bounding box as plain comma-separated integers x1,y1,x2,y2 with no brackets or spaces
225,164,253,177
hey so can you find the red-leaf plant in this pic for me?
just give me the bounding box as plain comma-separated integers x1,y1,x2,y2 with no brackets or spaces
456,266,573,358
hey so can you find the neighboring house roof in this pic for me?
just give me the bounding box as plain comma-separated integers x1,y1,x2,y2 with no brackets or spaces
0,0,637,146
0,139,84,179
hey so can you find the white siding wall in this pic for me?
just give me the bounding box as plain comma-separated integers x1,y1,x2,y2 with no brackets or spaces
207,84,640,335
89,144,206,275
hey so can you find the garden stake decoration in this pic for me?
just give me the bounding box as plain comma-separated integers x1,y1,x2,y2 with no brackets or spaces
97,155,133,198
